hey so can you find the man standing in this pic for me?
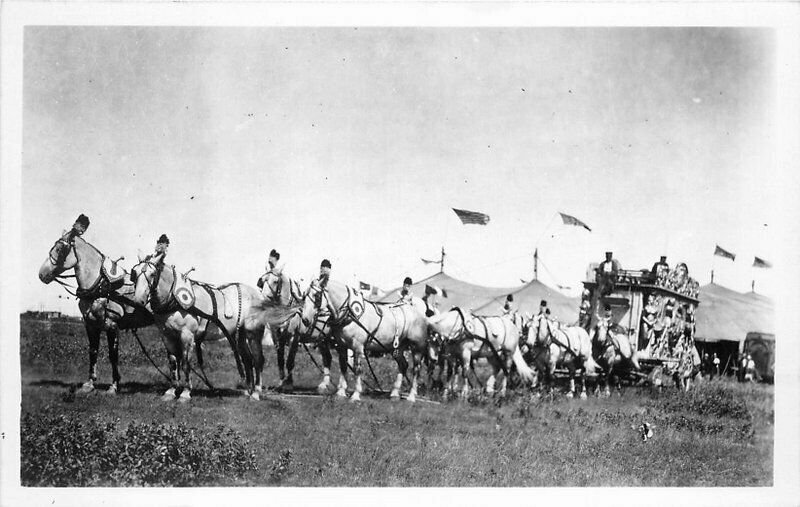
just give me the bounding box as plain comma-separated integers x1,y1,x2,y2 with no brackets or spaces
596,251,621,295
711,352,721,380
650,256,670,285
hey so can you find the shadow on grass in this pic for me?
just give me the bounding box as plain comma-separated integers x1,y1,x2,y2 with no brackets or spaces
27,378,245,399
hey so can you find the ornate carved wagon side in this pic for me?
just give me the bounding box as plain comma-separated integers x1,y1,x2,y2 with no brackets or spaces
579,259,702,386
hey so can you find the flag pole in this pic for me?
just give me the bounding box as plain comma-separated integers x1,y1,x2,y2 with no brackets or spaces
440,246,445,274
533,248,538,281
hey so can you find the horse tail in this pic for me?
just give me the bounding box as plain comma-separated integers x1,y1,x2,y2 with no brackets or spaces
511,346,535,384
250,299,302,329
630,350,641,370
584,355,601,375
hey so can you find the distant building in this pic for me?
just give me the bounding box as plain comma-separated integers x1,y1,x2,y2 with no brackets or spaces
21,310,62,321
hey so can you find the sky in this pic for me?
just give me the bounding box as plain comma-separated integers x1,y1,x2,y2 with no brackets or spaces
22,27,778,315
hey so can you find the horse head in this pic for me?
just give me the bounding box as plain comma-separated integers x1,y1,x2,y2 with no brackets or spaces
426,308,465,347
529,313,555,349
300,278,333,328
130,252,166,307
39,230,78,284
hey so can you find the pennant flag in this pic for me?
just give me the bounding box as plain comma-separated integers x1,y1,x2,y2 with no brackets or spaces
520,278,528,284
421,257,441,265
753,257,772,269
452,208,490,225
441,288,448,298
359,281,371,291
713,245,736,261
558,212,592,232
424,285,448,297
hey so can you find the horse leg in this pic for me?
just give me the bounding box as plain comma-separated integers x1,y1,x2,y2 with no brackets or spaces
161,334,179,401
336,344,349,398
579,368,588,400
407,350,423,403
390,350,407,400
499,355,514,398
276,328,287,386
81,321,101,393
350,347,364,403
235,329,255,398
460,349,471,400
227,328,246,390
282,331,300,393
566,367,576,399
485,358,498,396
249,329,265,400
105,326,120,394
178,329,194,403
317,338,333,394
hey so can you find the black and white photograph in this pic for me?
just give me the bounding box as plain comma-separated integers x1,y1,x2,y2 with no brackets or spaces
1,1,798,504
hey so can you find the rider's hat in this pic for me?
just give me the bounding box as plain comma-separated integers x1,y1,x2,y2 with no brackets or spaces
71,214,90,235
157,234,170,245
403,276,413,285
660,255,667,262
605,251,613,257
320,258,331,269
539,299,547,307
506,294,514,302
269,249,280,260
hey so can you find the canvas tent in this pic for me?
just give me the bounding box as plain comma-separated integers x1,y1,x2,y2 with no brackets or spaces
473,279,579,323
376,272,578,322
375,272,516,312
694,283,774,377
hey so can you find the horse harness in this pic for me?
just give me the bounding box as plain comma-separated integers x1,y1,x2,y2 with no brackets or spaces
138,259,243,342
48,236,145,317
449,308,511,377
537,315,582,359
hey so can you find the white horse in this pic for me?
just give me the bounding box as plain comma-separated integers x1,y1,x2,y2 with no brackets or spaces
591,319,641,397
525,314,599,399
259,274,350,394
427,308,535,399
131,252,294,401
299,278,430,402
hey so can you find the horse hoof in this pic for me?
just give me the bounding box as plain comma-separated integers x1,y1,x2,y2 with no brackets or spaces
580,392,588,400
78,382,95,394
566,392,574,399
104,384,118,396
250,391,261,401
161,392,176,402
178,393,191,403
317,384,330,395
389,390,401,400
335,389,347,398
407,394,417,403
350,393,361,403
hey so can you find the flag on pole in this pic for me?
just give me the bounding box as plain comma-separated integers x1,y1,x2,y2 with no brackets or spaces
713,245,736,261
452,208,490,225
558,212,592,232
359,281,371,291
752,257,772,269
421,257,441,265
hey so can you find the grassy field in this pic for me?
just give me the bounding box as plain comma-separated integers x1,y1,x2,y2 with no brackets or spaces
18,317,773,487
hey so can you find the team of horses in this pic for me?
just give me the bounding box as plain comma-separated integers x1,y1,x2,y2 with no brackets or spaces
39,224,673,404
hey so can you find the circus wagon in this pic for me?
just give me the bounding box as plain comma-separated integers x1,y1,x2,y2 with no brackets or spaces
579,255,702,387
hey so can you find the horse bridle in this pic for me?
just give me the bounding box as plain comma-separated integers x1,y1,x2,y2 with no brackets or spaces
131,258,172,310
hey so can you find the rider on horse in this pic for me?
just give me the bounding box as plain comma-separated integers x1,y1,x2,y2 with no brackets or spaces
502,294,515,315
71,214,90,237
319,258,332,283
422,285,440,317
398,276,414,303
